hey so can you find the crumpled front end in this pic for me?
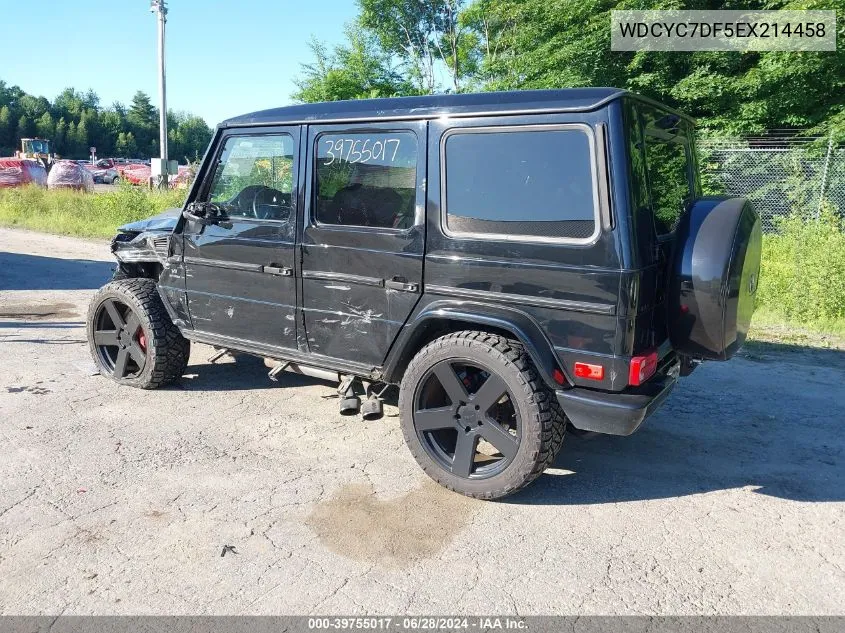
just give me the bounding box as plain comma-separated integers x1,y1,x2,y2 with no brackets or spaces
111,231,172,264
110,207,181,264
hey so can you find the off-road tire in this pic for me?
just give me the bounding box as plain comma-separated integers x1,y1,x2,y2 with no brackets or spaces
399,331,566,500
87,278,190,389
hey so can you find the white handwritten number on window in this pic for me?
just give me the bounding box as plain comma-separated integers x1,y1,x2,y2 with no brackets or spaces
323,137,402,166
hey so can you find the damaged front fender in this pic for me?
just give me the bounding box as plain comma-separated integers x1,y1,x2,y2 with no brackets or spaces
111,207,180,264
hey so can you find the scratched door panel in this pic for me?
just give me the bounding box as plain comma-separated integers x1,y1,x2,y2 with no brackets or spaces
183,222,298,345
301,122,426,368
181,126,300,350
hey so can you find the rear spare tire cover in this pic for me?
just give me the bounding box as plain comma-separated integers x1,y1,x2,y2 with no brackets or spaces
668,197,762,361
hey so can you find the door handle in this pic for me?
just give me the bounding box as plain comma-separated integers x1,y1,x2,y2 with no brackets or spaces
385,276,419,292
263,265,293,277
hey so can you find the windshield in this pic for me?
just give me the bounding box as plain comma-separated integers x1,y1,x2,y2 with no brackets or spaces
24,139,50,154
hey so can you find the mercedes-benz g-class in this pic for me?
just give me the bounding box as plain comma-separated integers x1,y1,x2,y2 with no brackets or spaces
88,89,762,499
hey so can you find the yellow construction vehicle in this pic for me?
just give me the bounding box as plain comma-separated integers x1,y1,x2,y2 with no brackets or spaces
16,138,55,171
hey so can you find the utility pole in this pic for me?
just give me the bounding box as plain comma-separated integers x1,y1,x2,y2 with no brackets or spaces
151,0,168,188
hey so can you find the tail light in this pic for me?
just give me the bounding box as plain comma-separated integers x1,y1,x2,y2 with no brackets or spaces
573,362,605,381
629,351,658,386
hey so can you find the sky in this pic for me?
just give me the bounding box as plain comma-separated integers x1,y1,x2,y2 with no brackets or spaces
1,0,359,125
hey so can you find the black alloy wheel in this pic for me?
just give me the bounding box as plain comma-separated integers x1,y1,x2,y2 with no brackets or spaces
413,359,520,479
87,278,190,389
399,331,567,500
93,297,148,379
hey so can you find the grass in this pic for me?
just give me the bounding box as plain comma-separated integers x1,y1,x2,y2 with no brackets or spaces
748,308,845,350
1,185,844,346
0,184,186,239
749,209,845,346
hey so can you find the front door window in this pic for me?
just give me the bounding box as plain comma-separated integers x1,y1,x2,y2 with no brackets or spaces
207,134,294,221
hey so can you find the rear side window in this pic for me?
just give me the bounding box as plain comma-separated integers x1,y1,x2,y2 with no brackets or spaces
443,126,598,241
640,108,694,235
314,131,418,229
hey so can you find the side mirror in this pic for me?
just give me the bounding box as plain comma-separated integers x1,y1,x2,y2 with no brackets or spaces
182,202,233,229
182,202,219,225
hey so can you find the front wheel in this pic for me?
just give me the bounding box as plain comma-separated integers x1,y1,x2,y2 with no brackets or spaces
87,278,190,389
399,331,566,500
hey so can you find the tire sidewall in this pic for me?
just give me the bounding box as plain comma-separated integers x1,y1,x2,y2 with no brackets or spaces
87,281,161,389
399,335,546,498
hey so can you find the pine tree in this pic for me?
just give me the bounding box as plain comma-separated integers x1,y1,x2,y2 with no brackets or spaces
0,105,11,152
54,117,67,156
0,83,210,161
66,121,77,156
17,115,34,140
36,111,54,140
127,91,157,155
75,117,89,156
116,131,138,158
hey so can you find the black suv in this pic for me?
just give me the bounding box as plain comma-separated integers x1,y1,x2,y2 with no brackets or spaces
88,89,762,499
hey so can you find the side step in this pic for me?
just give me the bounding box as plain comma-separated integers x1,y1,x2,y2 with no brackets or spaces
263,357,341,383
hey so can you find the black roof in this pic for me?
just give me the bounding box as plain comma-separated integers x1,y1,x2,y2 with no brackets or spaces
221,88,628,127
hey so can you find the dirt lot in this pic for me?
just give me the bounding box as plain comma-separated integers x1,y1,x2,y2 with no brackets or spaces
1,227,843,615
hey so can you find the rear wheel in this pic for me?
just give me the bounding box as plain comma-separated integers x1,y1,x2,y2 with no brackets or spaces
87,278,190,389
399,331,566,500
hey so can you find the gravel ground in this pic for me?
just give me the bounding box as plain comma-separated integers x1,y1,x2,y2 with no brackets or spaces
0,227,843,615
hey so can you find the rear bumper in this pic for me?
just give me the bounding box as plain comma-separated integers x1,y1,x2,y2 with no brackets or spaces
555,373,677,436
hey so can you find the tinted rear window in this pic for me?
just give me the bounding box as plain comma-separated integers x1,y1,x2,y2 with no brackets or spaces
444,127,597,240
640,107,694,235
315,131,418,229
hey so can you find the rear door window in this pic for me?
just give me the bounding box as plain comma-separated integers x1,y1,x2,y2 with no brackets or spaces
443,126,598,242
314,131,418,229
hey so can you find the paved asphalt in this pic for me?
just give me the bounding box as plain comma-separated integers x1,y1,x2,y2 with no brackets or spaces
0,227,843,615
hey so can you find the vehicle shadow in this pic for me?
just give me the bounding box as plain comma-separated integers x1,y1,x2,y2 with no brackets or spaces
0,321,84,329
177,355,336,392
170,339,845,505
513,342,845,505
0,252,114,290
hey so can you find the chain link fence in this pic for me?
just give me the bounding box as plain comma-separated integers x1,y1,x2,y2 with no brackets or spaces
699,135,844,232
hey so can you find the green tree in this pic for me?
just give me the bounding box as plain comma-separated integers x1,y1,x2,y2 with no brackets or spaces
35,111,54,140
358,0,472,92
75,116,89,156
293,27,415,103
17,115,33,140
0,105,12,152
66,121,78,155
54,117,67,155
116,131,138,158
464,0,845,135
0,78,210,161
127,91,158,155
172,114,212,162
98,105,127,157
53,87,85,120
18,94,50,120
